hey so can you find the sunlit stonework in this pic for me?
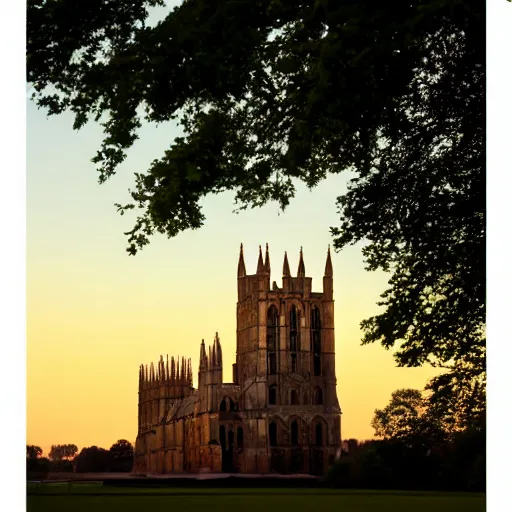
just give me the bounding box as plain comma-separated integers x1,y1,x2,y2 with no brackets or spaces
134,244,341,475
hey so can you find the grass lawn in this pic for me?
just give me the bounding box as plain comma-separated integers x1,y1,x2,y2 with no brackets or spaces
26,484,485,512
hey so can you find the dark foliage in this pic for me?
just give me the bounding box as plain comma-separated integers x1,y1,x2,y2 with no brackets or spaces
74,446,113,473
326,429,485,492
26,440,135,475
47,459,74,473
26,445,43,460
27,0,486,406
326,387,485,491
48,443,78,461
109,439,135,472
26,456,51,479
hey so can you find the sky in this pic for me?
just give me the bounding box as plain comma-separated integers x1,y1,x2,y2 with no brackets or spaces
26,104,441,457
25,1,443,457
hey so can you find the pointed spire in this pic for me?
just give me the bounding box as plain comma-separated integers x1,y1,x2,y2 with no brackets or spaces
264,243,271,275
188,359,193,386
200,339,207,369
175,357,180,384
166,355,169,381
256,245,265,274
159,355,164,381
324,245,333,277
181,356,186,382
297,246,305,276
238,243,246,278
283,251,291,276
215,332,222,367
212,341,217,367
171,357,175,381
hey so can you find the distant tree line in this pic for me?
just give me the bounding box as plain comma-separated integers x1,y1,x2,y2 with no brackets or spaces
26,440,134,478
326,388,485,492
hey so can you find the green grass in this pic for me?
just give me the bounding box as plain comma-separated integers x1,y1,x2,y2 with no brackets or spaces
26,485,485,512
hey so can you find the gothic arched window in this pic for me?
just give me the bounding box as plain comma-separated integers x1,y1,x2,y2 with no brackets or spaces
237,427,244,450
220,399,227,412
290,306,299,351
315,422,323,446
311,307,322,376
269,422,278,447
267,306,279,375
291,420,299,446
269,385,277,405
290,389,298,405
314,388,323,405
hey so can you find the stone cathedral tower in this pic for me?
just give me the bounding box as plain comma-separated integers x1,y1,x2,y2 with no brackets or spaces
233,244,341,474
134,244,341,476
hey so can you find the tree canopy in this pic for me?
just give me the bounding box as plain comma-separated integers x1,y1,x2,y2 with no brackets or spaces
27,0,486,399
109,439,134,459
109,439,135,471
74,446,111,473
371,388,447,447
48,443,78,461
26,445,43,460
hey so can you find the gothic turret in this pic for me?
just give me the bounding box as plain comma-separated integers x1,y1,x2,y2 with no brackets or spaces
214,332,223,368
264,243,271,288
238,243,246,277
237,243,247,300
283,251,290,276
282,251,291,292
209,332,223,385
323,245,333,299
199,339,208,370
264,243,271,274
297,246,305,277
256,245,265,274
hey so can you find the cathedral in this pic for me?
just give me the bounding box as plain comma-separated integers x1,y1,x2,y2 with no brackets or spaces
133,244,342,475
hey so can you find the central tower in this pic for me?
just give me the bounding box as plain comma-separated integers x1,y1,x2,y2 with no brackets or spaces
234,244,341,474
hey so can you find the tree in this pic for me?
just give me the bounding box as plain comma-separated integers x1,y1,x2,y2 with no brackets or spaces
63,444,79,460
426,362,486,435
74,446,112,473
27,1,486,394
371,388,446,450
373,389,425,440
48,444,62,462
109,439,134,459
48,443,78,461
109,439,134,472
26,445,43,460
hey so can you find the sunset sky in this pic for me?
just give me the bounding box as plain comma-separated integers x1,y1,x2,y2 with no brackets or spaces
25,2,442,458
26,100,441,457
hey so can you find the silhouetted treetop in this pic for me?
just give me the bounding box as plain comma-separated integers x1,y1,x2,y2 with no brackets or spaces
26,445,43,460
48,444,78,461
109,439,134,459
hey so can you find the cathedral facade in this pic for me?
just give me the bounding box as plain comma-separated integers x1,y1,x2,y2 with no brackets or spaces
133,245,341,475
